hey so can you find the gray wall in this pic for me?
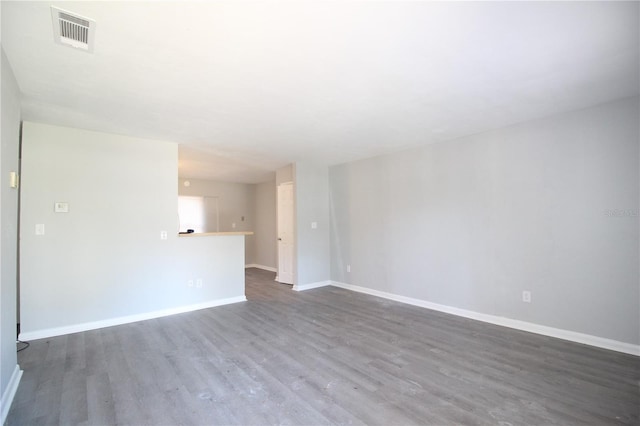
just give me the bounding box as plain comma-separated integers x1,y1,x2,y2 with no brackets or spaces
295,162,330,285
329,96,640,345
178,178,256,264
20,123,246,336
0,48,20,405
254,180,277,268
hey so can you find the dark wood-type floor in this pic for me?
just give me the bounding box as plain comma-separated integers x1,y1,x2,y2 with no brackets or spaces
6,268,639,425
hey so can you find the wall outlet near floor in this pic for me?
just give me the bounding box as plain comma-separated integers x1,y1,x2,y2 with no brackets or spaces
188,280,194,287
196,278,203,288
160,230,168,240
347,264,351,273
522,290,531,303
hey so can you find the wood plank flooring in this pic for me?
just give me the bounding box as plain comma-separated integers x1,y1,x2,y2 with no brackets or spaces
6,268,639,425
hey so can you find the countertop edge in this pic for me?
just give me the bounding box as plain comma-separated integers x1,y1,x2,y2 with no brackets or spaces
178,231,254,237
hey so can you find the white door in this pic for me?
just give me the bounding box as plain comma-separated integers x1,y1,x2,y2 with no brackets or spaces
277,182,294,284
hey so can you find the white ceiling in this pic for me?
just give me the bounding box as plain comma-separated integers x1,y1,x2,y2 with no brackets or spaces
2,1,638,183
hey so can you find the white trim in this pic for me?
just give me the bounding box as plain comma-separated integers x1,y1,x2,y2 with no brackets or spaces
245,264,277,273
293,280,331,292
1,365,23,424
330,281,640,356
18,296,247,341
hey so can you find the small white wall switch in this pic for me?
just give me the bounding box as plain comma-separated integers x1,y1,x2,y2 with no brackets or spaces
35,224,45,235
160,231,168,240
311,222,317,229
9,172,19,189
522,291,531,303
232,222,236,229
196,278,203,288
188,280,194,287
54,202,69,213
347,265,351,273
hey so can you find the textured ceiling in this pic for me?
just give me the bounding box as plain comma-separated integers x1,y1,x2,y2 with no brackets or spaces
2,1,638,183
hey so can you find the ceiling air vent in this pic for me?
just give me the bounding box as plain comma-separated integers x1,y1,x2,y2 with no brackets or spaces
51,6,95,52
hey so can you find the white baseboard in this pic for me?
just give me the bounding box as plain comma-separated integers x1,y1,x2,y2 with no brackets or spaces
18,296,247,341
245,264,277,273
330,281,640,356
293,280,331,292
1,364,23,424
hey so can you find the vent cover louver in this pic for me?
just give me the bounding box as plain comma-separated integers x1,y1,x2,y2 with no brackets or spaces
51,7,95,52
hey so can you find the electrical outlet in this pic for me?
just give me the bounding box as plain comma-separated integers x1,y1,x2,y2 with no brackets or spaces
347,265,351,273
196,278,202,288
232,222,236,229
35,224,45,235
311,222,318,229
188,280,194,287
160,231,168,240
522,291,531,303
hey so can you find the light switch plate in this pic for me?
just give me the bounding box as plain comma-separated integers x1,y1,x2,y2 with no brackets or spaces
9,172,19,189
311,222,318,229
54,202,69,213
35,224,45,235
